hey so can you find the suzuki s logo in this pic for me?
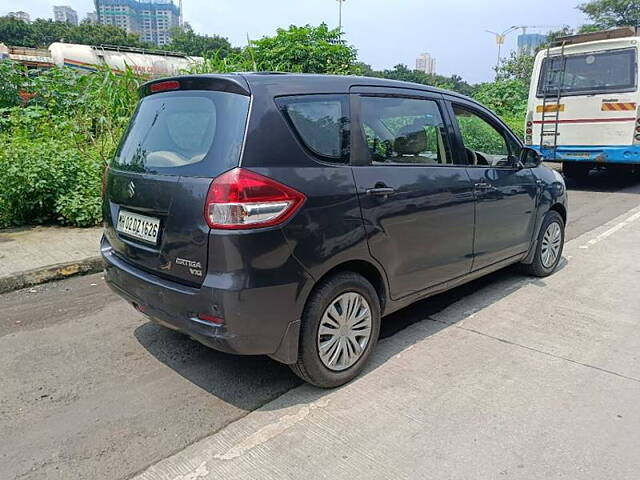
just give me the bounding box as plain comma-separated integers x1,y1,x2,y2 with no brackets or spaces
127,181,136,198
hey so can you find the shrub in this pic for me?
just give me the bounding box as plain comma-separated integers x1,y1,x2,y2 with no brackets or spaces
0,64,138,228
472,79,529,140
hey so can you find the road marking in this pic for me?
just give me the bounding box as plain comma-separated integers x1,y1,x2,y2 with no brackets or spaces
172,462,208,480
213,398,330,461
579,210,640,249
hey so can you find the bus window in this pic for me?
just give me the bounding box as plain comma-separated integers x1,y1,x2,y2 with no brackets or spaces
537,48,636,97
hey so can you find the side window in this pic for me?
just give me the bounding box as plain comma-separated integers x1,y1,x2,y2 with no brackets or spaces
277,95,350,163
452,105,517,167
359,96,455,165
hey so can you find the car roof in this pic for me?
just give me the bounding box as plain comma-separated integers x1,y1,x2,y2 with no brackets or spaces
175,72,471,101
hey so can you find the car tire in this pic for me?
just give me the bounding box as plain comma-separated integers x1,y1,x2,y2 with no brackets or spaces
290,272,381,388
522,210,565,277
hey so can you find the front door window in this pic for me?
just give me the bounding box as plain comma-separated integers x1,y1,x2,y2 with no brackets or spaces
452,105,518,167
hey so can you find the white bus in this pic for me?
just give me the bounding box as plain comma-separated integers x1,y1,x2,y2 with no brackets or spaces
526,27,640,178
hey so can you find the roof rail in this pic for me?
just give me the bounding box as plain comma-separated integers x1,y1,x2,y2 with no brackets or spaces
91,44,190,59
551,26,639,47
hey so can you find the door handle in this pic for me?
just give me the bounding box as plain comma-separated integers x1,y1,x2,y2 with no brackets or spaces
474,182,493,191
366,187,396,196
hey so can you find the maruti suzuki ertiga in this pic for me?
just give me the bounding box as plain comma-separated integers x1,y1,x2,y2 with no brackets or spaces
102,74,567,388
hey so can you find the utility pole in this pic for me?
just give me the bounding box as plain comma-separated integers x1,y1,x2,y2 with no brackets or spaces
485,26,518,79
337,0,346,32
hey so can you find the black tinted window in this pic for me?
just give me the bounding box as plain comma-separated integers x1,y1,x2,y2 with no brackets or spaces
278,95,350,162
537,48,636,96
359,96,454,165
113,91,249,176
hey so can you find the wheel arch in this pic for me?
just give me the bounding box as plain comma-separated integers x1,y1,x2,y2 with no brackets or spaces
312,259,389,314
522,203,566,265
269,258,389,365
549,202,567,225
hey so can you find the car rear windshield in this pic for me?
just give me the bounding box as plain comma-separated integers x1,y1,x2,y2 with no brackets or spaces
112,90,249,176
537,48,637,97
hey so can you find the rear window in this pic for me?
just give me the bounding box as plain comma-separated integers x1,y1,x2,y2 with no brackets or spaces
112,90,249,176
277,95,350,163
537,48,637,97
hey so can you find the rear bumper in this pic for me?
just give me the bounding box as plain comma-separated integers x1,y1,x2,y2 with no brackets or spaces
101,235,311,364
528,145,640,164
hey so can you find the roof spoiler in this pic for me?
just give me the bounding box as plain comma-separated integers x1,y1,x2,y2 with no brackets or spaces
140,75,251,98
551,26,639,47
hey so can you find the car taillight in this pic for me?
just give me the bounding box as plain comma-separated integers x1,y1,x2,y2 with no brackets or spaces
204,168,306,230
150,80,180,93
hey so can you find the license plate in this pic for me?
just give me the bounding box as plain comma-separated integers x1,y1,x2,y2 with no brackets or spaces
116,210,161,244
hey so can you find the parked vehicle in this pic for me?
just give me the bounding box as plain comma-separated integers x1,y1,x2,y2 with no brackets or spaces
0,42,202,76
102,74,568,388
526,27,640,178
48,43,202,77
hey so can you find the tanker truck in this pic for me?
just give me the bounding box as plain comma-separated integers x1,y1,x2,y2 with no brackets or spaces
1,42,202,77
48,43,203,76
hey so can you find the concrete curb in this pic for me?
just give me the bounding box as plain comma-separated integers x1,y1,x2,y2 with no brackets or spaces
0,256,104,294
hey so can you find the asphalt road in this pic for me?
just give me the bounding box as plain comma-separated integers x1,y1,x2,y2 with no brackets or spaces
1,168,640,480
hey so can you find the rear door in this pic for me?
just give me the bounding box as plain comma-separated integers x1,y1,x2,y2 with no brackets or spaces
447,99,538,270
350,87,475,300
103,85,250,285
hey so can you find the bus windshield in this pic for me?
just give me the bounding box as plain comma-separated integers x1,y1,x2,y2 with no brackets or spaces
537,47,637,97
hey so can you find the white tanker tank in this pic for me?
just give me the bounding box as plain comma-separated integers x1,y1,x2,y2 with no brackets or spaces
48,42,203,77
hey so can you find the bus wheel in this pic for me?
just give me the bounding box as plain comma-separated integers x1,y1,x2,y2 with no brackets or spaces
563,162,591,180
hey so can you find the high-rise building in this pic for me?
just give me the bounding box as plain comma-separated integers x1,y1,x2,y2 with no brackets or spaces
517,33,547,56
85,11,99,24
95,0,182,47
7,11,31,22
416,53,436,75
54,6,79,25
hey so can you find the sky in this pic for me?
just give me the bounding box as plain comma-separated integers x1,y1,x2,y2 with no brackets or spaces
2,0,589,83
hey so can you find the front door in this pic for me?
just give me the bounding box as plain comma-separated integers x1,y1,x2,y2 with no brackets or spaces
449,100,538,270
350,90,476,300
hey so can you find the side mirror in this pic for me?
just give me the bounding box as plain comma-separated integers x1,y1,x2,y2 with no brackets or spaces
518,147,543,169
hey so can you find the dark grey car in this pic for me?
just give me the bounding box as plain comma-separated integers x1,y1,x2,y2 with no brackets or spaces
102,74,567,388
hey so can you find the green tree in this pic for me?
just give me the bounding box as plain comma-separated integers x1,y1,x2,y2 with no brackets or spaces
472,79,529,138
165,25,233,56
187,23,360,75
497,51,535,81
64,23,148,48
250,24,359,74
578,0,640,29
0,16,148,49
0,18,67,47
367,64,475,96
